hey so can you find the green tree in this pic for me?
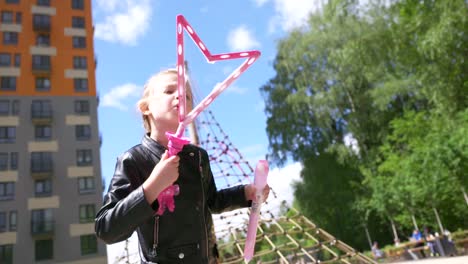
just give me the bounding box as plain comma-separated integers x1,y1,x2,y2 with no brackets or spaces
377,111,468,232
261,0,467,248
261,0,404,248
293,153,367,248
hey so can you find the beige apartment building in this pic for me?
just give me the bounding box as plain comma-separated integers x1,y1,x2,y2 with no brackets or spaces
0,0,107,263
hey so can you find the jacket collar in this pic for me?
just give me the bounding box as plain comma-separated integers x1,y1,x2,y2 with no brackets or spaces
141,134,166,158
141,133,198,157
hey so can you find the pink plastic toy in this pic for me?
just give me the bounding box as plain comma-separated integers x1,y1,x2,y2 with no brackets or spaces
244,160,269,262
156,15,261,215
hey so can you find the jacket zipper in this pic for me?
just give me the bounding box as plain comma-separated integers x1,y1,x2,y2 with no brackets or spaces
199,150,210,260
151,215,159,257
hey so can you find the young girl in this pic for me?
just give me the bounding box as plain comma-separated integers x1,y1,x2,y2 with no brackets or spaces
95,68,270,264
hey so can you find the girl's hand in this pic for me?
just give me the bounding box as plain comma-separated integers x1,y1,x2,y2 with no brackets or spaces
151,150,180,189
143,150,180,203
245,184,270,203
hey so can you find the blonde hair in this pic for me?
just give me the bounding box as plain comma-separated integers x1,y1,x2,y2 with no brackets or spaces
137,68,193,133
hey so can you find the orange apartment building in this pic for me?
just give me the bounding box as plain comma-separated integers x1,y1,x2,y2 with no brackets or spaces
0,0,107,263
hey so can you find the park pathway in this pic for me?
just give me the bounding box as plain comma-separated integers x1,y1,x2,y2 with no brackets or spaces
392,255,468,264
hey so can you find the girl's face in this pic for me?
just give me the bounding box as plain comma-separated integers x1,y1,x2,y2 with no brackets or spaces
144,73,193,132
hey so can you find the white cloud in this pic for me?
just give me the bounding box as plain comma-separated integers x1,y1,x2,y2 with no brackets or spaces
268,0,323,32
226,85,248,95
101,83,140,111
227,25,261,51
213,161,303,238
94,0,152,46
268,162,302,207
265,0,396,33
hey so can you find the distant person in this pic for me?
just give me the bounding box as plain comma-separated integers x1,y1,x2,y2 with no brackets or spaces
423,226,437,256
95,68,270,263
443,229,453,242
410,229,426,258
371,241,384,260
411,229,422,242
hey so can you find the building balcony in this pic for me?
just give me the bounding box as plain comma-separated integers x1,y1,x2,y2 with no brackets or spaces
33,21,51,32
31,220,54,237
31,165,54,180
31,110,53,124
32,63,51,75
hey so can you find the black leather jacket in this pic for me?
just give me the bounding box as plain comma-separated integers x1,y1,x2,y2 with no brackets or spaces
95,135,250,263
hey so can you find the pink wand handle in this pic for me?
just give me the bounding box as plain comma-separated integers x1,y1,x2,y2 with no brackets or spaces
244,160,269,262
166,132,190,157
156,132,191,216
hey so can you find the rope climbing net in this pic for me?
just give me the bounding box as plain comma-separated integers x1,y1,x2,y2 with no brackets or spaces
197,110,375,264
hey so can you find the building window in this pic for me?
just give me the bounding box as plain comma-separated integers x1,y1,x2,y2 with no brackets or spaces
74,78,88,92
1,12,13,24
15,12,21,24
31,152,53,173
0,152,17,171
32,55,51,71
10,152,17,170
31,100,52,119
35,239,53,261
12,100,19,115
6,0,19,3
0,53,10,67
79,204,95,223
0,101,9,115
0,183,15,200
0,77,16,91
33,15,50,30
0,244,13,264
78,177,95,194
75,125,91,140
31,209,53,233
0,153,7,170
74,100,89,114
34,179,52,197
0,212,5,232
77,149,92,166
73,56,87,69
80,235,97,255
14,54,20,67
72,0,84,10
72,16,85,28
9,211,16,231
72,36,86,48
0,100,17,116
0,127,15,143
35,77,51,91
37,0,50,6
36,34,50,46
3,32,18,45
35,125,51,140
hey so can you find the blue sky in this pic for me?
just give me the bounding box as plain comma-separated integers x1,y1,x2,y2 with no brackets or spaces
93,0,322,190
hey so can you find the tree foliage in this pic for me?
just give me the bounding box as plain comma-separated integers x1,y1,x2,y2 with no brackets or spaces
261,0,467,249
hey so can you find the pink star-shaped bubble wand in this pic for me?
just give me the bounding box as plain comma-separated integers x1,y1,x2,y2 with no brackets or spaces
156,15,261,216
